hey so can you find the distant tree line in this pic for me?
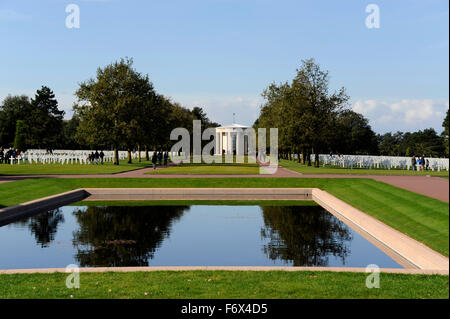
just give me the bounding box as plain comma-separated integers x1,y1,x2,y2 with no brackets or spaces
254,58,449,166
0,58,218,165
1,57,448,164
0,87,65,151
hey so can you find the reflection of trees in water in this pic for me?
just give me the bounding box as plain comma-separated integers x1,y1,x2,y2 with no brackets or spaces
72,206,189,267
12,209,65,247
28,209,65,247
260,206,352,266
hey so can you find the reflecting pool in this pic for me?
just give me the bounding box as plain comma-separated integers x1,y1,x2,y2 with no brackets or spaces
0,205,402,269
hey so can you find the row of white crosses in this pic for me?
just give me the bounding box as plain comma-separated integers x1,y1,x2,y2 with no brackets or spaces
311,154,449,172
8,150,183,165
9,150,126,165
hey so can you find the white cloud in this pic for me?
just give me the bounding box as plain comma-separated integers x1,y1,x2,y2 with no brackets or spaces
353,99,377,115
352,98,449,134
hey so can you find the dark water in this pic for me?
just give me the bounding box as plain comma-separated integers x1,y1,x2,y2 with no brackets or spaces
0,205,402,269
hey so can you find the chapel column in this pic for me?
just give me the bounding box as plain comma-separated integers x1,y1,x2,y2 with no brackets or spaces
227,131,232,155
236,131,240,155
216,131,220,155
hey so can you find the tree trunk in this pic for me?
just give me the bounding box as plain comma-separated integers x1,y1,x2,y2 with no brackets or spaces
127,149,132,164
138,145,142,162
301,148,306,165
145,146,149,161
314,147,319,167
114,148,119,165
297,152,301,163
307,149,312,166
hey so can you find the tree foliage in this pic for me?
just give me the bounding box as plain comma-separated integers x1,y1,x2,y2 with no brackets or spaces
377,129,445,157
13,120,27,151
0,87,64,149
442,108,449,156
0,95,33,147
255,59,349,166
28,86,65,149
74,58,163,164
254,58,447,160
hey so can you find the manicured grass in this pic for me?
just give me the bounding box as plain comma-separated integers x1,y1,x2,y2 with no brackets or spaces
0,160,152,175
1,177,448,256
280,159,450,177
0,271,447,299
147,164,260,175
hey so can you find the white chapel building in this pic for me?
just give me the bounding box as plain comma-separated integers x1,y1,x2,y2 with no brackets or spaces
215,123,252,156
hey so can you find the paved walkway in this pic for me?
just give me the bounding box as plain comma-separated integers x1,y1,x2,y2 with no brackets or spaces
0,166,303,180
276,173,449,202
1,167,448,202
373,175,449,203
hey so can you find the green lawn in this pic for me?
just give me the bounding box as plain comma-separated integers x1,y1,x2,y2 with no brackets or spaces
0,271,447,299
0,160,152,175
147,163,260,175
280,159,450,177
1,177,448,256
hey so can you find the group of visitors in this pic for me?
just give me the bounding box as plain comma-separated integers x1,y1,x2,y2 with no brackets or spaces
329,152,345,158
0,147,21,164
411,154,430,171
151,151,169,169
87,150,105,165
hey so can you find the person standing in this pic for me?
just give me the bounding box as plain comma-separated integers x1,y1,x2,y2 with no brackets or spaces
411,155,416,171
163,151,168,166
157,151,162,166
0,147,4,164
152,152,157,170
100,151,105,165
420,155,425,171
94,150,100,165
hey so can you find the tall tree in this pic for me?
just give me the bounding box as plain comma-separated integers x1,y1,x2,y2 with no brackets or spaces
442,109,449,156
61,115,85,149
13,120,27,151
191,106,220,128
0,95,32,147
255,59,349,166
74,58,159,164
293,59,349,167
334,110,378,155
27,86,65,149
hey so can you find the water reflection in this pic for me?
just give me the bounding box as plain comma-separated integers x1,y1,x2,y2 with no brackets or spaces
1,205,401,269
260,206,352,266
13,209,65,247
72,206,188,267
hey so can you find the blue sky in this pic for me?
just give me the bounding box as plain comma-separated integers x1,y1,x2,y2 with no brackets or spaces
1,0,448,134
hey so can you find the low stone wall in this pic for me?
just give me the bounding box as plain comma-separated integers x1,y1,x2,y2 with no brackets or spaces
0,187,447,273
0,189,88,226
83,187,313,201
312,188,449,271
0,266,447,275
